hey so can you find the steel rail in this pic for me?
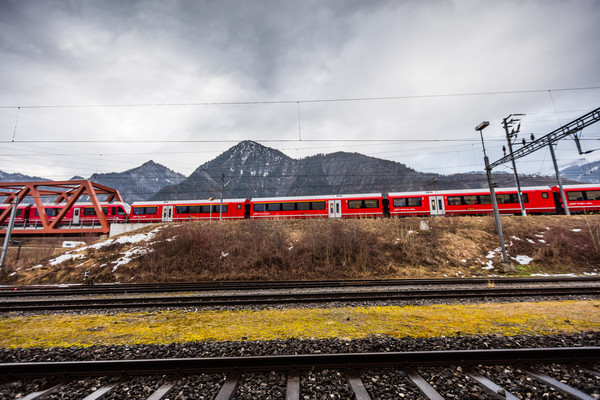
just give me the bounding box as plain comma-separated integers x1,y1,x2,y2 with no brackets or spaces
2,276,599,297
1,286,599,312
1,347,598,378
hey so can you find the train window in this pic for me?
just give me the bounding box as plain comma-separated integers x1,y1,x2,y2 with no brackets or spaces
463,196,477,205
212,205,227,213
541,192,549,199
479,195,491,204
364,199,379,208
586,190,600,201
311,202,326,210
392,198,407,207
237,204,242,210
297,202,310,210
116,207,126,215
447,196,461,206
132,207,144,215
267,203,281,211
567,191,584,201
199,205,210,213
132,207,157,215
407,198,422,207
253,204,265,212
15,209,22,217
282,203,295,211
522,193,529,203
176,206,189,214
496,194,513,204
188,206,201,214
45,208,59,216
348,200,362,209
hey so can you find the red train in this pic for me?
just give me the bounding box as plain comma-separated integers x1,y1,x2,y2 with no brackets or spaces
129,199,249,222
3,185,600,230
0,202,130,228
249,193,383,219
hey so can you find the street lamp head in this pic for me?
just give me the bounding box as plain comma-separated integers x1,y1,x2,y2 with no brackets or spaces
475,121,489,132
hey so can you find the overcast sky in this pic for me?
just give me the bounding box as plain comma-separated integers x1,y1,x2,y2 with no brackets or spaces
1,0,599,181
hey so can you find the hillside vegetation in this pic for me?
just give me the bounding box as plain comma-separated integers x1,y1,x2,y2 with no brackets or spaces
3,215,600,285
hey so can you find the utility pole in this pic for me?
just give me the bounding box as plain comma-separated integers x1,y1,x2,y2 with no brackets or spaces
220,174,225,221
549,142,570,215
0,196,20,273
502,114,526,216
476,122,514,273
219,174,231,221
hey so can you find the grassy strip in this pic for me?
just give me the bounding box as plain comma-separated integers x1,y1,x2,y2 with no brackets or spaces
1,300,599,348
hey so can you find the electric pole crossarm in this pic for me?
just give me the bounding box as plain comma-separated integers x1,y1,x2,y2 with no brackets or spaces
488,106,600,170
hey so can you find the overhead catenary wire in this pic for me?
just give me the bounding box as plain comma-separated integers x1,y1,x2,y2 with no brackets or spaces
1,86,599,109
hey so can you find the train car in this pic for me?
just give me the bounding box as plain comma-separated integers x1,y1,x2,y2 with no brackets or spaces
0,204,32,226
250,193,384,219
552,184,600,214
129,199,249,222
387,191,442,217
388,187,556,216
27,202,131,226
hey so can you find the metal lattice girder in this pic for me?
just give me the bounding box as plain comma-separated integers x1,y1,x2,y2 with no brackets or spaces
489,106,600,170
0,180,123,235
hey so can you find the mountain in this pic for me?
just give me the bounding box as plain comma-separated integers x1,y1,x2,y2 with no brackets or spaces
89,160,186,202
153,141,571,200
560,160,600,184
0,171,47,182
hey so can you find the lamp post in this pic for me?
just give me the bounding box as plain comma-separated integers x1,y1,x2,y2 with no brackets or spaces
476,122,514,273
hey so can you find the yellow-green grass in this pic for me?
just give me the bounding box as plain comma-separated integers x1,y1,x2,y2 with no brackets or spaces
2,300,599,348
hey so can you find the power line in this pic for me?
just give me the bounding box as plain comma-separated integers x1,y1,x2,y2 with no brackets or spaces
1,86,599,109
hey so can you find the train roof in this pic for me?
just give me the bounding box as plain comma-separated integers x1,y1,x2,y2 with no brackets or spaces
250,193,382,202
387,186,553,197
8,201,130,207
555,184,600,189
131,199,248,206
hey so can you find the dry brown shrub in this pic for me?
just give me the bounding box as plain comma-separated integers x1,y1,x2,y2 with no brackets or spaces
5,215,600,284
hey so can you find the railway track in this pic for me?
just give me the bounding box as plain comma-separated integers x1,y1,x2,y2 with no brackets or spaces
1,347,599,399
2,276,599,296
1,284,599,312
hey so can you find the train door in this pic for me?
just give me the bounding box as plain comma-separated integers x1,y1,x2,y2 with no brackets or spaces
162,205,173,222
73,208,80,224
328,200,341,218
429,196,445,216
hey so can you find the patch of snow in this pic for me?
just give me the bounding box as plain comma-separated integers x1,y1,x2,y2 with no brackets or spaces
531,273,577,277
461,259,467,263
50,253,84,266
288,246,294,251
510,236,522,241
111,247,149,271
535,234,544,238
538,239,546,244
571,229,582,232
513,255,533,265
220,251,229,258
526,238,536,244
9,272,16,276
482,260,494,270
486,248,500,259
583,272,598,276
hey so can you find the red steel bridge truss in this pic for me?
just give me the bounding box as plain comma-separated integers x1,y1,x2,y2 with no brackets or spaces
0,180,123,235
